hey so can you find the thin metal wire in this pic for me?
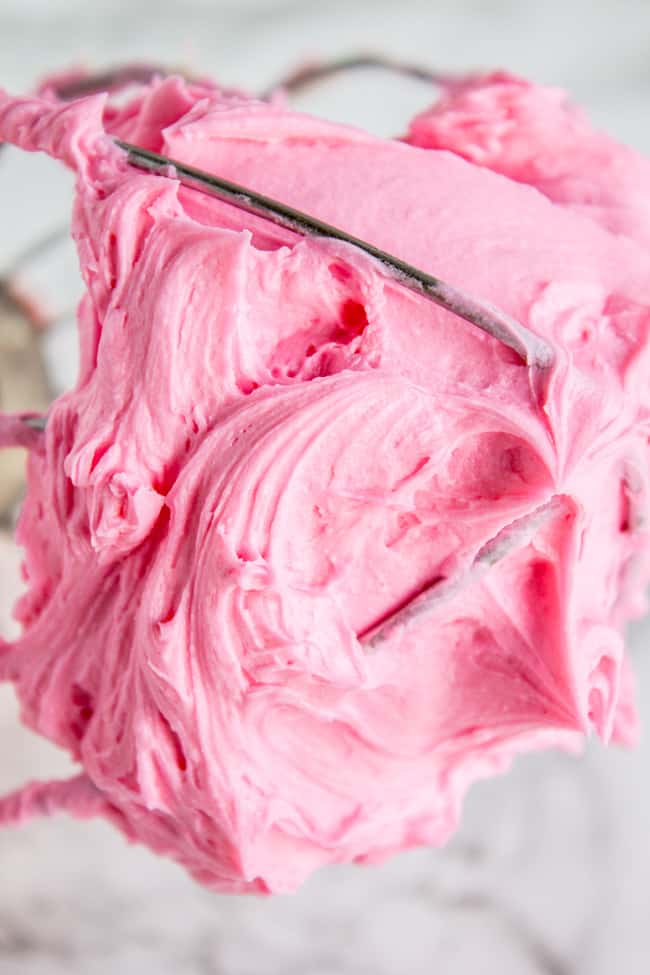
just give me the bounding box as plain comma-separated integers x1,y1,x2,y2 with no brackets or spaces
52,63,192,100
262,53,454,100
360,497,563,649
116,140,553,370
20,415,47,431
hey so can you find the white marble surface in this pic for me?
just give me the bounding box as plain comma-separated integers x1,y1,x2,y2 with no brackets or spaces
2,1,650,972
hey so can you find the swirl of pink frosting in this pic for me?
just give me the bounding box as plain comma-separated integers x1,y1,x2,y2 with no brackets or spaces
1,70,650,892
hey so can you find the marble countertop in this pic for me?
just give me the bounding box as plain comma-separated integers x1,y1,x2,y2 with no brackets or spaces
2,2,650,972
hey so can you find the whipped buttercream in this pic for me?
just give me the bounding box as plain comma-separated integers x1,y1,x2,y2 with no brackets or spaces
0,71,649,892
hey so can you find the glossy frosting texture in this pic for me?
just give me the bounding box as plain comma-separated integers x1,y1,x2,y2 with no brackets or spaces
1,72,650,892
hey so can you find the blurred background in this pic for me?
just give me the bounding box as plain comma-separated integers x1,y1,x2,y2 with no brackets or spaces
1,1,650,972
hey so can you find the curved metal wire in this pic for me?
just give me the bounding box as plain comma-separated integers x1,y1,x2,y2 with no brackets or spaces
262,53,454,100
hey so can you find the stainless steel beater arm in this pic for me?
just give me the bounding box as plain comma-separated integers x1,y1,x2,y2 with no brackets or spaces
116,139,554,370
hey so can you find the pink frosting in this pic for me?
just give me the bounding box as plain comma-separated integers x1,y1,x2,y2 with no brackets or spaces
405,70,650,247
1,72,650,892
